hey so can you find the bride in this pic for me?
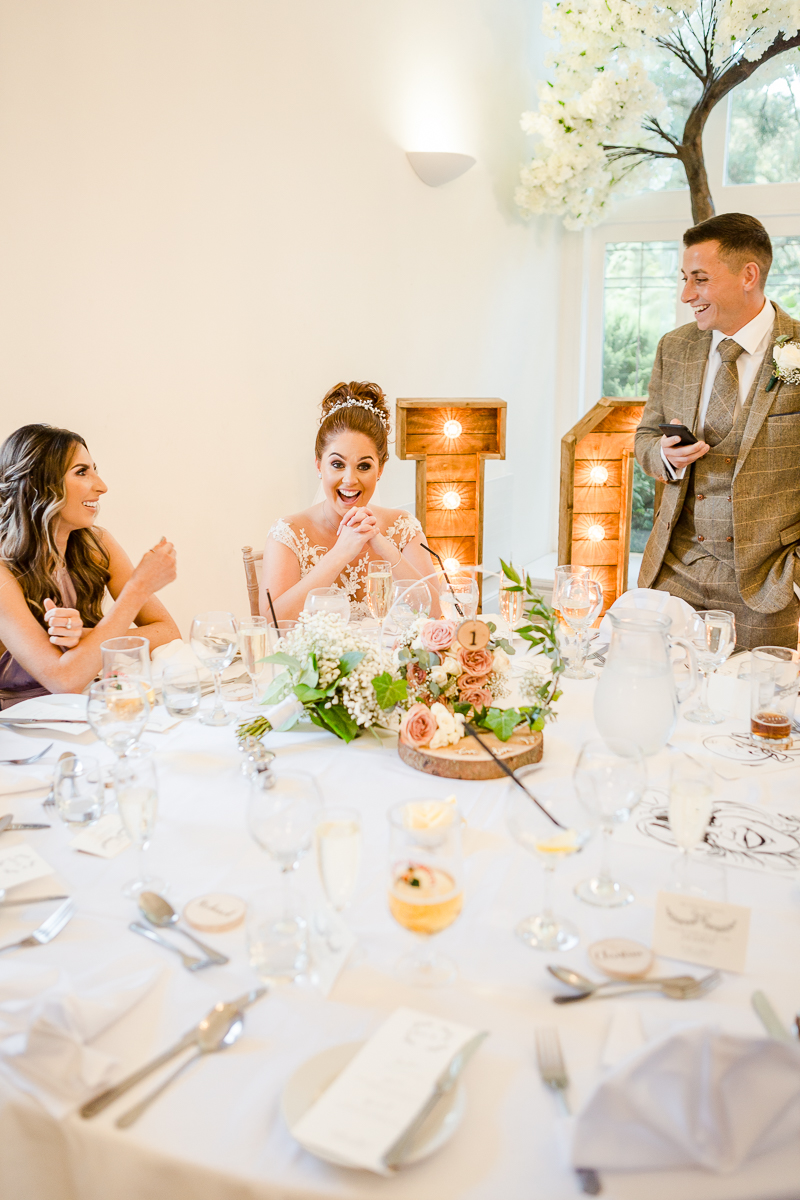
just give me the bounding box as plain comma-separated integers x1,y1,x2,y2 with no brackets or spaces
262,382,437,622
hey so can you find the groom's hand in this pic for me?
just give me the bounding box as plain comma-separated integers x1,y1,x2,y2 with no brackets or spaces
661,419,710,470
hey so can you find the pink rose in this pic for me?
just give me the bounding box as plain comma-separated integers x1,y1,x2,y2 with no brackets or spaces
406,662,428,688
420,619,457,654
456,646,494,677
458,681,493,710
400,703,438,749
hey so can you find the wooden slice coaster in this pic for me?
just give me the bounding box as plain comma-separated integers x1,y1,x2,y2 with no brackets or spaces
588,938,653,979
183,893,246,933
398,727,543,780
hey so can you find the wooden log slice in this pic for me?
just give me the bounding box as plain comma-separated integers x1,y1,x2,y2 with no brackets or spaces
398,727,543,780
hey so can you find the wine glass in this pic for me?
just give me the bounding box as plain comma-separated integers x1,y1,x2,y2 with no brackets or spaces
161,664,202,719
190,610,238,726
303,588,351,624
506,773,596,951
573,736,646,907
115,747,164,898
87,678,150,759
552,565,590,667
668,752,715,894
246,768,323,893
390,580,432,629
387,798,463,986
553,575,603,679
684,610,736,724
315,806,362,912
239,615,268,712
439,573,478,622
366,560,393,621
100,636,155,706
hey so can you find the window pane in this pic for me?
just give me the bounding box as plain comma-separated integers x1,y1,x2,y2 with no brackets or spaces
770,236,800,319
726,66,800,186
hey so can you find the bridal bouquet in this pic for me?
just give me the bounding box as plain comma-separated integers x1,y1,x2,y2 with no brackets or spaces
237,611,384,744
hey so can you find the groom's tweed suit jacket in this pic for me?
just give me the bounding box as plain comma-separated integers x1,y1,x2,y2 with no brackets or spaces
634,303,800,614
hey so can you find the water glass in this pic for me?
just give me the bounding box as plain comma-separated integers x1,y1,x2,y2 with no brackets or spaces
315,806,362,912
115,747,164,897
87,677,150,758
161,663,202,719
100,636,155,706
750,646,800,749
190,610,238,726
247,768,322,879
247,886,309,985
684,610,736,725
303,588,350,624
573,736,646,907
53,754,104,826
390,581,431,628
439,573,478,622
260,621,297,693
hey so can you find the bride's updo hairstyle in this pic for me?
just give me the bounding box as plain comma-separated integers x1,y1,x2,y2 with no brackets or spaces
315,381,391,467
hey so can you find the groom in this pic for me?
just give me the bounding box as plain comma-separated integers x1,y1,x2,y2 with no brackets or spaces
634,212,800,650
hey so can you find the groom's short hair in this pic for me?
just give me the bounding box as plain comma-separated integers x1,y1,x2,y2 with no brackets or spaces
683,213,773,283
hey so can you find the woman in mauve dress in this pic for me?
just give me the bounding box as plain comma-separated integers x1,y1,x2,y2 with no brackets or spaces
0,424,179,709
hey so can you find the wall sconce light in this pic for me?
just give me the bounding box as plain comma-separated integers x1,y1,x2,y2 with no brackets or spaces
441,489,462,510
442,419,463,439
588,465,609,485
587,524,606,542
443,557,461,573
406,152,476,187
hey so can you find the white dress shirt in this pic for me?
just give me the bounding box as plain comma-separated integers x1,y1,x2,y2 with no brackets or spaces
660,299,775,481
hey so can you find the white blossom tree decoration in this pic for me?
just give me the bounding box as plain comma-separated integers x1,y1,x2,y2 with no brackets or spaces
516,0,800,229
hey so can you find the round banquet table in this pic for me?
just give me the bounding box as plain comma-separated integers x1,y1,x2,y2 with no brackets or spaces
0,663,799,1200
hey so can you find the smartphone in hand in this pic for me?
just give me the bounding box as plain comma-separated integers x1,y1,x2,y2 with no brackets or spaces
658,423,698,446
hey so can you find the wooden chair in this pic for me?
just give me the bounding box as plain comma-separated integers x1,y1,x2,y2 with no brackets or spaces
242,545,263,617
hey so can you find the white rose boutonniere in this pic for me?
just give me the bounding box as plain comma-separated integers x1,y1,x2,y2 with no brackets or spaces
767,336,800,391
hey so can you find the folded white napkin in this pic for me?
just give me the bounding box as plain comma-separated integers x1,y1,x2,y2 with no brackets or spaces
598,588,697,639
573,1026,800,1173
0,766,50,796
0,955,160,1117
150,638,207,683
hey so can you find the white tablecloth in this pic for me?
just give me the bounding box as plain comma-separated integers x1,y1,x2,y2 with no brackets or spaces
1,665,799,1200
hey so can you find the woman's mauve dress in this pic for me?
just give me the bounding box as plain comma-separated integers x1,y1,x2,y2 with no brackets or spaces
0,568,79,710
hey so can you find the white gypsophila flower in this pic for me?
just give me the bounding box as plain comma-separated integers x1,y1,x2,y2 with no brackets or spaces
428,703,466,750
518,658,552,703
278,611,384,729
488,671,510,701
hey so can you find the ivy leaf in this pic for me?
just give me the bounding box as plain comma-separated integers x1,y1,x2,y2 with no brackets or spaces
338,651,366,677
372,673,409,709
482,707,523,742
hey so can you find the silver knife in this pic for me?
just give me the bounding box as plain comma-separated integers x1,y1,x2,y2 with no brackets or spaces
1,822,51,831
0,717,87,725
383,1031,487,1169
752,990,794,1042
79,986,268,1118
0,894,69,906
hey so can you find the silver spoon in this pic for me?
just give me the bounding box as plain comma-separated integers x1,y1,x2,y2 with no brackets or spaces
138,891,229,965
115,1006,244,1128
547,965,697,992
0,743,53,766
0,813,51,832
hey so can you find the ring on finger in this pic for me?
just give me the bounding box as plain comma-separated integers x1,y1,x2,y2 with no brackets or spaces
66,618,72,630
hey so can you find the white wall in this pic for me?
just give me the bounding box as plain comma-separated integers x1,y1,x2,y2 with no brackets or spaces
0,0,559,633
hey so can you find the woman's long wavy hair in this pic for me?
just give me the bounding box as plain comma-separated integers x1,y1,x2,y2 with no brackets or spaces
0,424,110,629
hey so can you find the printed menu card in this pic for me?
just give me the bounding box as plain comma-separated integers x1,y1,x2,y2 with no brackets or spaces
290,1007,482,1173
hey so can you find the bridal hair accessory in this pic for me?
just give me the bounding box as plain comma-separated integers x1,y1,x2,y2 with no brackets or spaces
321,397,389,428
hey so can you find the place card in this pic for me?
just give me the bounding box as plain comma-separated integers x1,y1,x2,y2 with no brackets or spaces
70,815,131,858
290,1006,482,1173
0,842,54,890
652,891,750,973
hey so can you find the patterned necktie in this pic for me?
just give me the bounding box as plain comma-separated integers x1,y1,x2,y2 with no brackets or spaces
703,337,745,447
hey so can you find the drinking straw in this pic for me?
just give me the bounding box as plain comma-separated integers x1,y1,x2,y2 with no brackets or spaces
464,723,565,828
421,544,465,619
265,589,279,629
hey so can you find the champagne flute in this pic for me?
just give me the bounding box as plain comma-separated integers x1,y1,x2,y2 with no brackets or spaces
315,807,362,912
553,576,603,679
247,768,323,896
506,773,596,951
87,678,150,759
684,610,736,724
499,570,526,629
366,560,393,621
668,753,715,893
573,736,646,907
190,610,238,726
239,615,268,712
387,798,463,986
115,747,164,898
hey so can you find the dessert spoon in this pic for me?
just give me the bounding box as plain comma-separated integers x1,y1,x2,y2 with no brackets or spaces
138,891,229,965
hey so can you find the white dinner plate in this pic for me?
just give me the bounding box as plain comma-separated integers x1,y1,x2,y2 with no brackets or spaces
281,1040,466,1169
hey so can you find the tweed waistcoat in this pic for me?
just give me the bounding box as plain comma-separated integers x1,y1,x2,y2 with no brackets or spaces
670,417,745,567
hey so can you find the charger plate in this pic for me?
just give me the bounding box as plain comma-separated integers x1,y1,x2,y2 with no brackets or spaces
282,1040,465,1168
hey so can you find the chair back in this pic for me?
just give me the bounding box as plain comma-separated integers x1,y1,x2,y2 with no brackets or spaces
242,545,263,617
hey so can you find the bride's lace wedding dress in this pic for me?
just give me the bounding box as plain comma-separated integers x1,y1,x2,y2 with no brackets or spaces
267,512,424,620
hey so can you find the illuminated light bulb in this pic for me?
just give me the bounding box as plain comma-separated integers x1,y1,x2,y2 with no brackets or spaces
442,419,463,439
588,465,609,485
441,489,461,510
587,524,606,542
443,557,461,572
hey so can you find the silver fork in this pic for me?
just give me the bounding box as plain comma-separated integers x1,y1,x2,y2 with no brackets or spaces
0,898,75,953
535,1028,602,1195
0,743,53,766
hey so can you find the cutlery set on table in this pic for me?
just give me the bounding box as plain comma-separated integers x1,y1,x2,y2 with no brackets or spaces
128,891,229,970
